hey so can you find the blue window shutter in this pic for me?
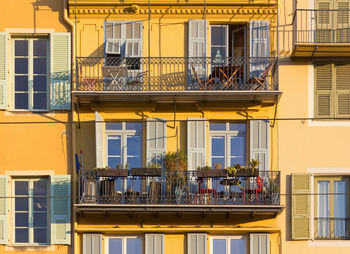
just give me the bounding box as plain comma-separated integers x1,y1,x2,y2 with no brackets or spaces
250,21,269,78
50,175,71,245
250,120,270,171
50,33,71,110
0,33,8,110
0,176,8,244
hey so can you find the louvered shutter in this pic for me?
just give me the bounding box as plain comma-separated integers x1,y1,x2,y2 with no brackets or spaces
250,234,269,254
187,118,206,171
146,119,166,165
51,175,71,244
83,234,102,254
315,64,333,117
188,20,207,58
145,234,164,254
125,21,142,57
95,111,104,168
188,234,206,254
50,33,71,110
0,176,8,244
335,63,350,117
291,174,311,240
105,21,122,54
250,120,270,172
0,33,8,110
316,0,333,43
250,21,269,79
336,0,350,42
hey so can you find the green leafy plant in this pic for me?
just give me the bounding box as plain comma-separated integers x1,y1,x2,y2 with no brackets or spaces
197,165,212,170
148,162,163,169
163,150,187,171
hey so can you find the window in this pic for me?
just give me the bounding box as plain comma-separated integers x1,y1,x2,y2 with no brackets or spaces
211,236,246,254
107,236,142,254
106,122,143,169
13,38,49,110
314,176,349,239
13,178,49,244
314,63,350,118
209,122,247,169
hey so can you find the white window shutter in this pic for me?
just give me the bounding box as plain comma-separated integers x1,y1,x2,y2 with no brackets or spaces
187,118,206,170
250,120,270,171
83,234,102,254
188,20,207,58
146,119,166,165
250,21,269,78
50,175,71,245
0,33,8,110
50,33,71,110
0,176,8,244
95,111,104,168
145,234,164,254
250,234,269,254
187,234,206,254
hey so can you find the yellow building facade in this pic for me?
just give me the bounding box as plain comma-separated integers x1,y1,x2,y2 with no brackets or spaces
69,1,283,254
0,0,72,253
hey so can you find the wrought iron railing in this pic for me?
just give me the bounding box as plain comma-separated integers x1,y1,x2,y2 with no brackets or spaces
314,217,350,240
294,9,350,44
75,57,278,92
78,170,280,206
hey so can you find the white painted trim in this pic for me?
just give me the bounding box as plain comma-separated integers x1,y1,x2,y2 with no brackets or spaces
5,170,54,176
307,63,350,126
308,240,350,247
307,168,350,174
209,235,247,254
5,28,55,34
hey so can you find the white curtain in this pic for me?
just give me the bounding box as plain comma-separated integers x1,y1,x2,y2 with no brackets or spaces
318,181,329,238
334,181,346,238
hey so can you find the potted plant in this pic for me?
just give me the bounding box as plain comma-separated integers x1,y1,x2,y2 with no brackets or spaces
226,159,260,177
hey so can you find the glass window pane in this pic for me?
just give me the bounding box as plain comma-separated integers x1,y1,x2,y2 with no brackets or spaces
126,122,142,131
213,239,226,254
15,58,28,74
212,136,225,156
127,136,141,156
15,93,29,109
109,238,123,254
34,58,47,74
334,181,347,238
211,47,226,58
108,136,121,156
230,239,245,254
229,123,246,132
127,238,141,254
34,228,47,243
34,180,47,195
33,76,47,91
15,228,29,243
15,213,28,227
15,198,28,211
15,76,28,91
34,213,47,227
210,123,226,131
15,181,28,195
33,40,47,57
108,157,121,168
211,26,227,45
317,181,330,238
33,93,47,110
126,157,141,169
15,40,28,56
212,158,225,169
230,136,246,166
34,198,47,211
106,122,122,130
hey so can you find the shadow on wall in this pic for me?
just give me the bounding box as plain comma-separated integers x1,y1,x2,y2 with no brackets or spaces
285,174,292,241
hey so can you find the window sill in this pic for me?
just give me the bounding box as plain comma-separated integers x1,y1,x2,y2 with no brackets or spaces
308,240,350,247
5,244,55,251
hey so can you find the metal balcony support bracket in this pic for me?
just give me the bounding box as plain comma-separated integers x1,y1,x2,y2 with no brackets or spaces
312,45,319,57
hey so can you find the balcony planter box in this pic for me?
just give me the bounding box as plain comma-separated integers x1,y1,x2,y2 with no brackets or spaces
197,169,227,178
227,167,259,177
131,168,162,177
97,169,128,177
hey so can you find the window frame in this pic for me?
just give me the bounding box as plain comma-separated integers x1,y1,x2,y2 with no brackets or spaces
209,235,247,254
105,121,143,169
11,177,50,246
12,37,50,111
209,122,247,169
105,235,143,254
314,176,350,240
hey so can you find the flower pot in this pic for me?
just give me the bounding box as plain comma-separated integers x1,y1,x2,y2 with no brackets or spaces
197,169,227,178
131,168,162,176
97,168,128,177
228,167,259,177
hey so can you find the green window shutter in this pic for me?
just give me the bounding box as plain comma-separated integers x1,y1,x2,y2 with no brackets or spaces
250,120,270,171
146,119,166,165
50,33,71,110
291,173,311,240
315,64,333,117
187,234,206,254
335,63,350,117
95,111,104,168
83,234,102,254
316,0,332,42
188,20,207,58
145,234,164,254
187,118,206,171
51,175,71,245
0,176,8,244
0,33,8,110
250,234,269,254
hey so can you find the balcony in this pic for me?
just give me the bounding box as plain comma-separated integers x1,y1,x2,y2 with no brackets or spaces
73,57,279,104
75,170,282,215
292,9,350,57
